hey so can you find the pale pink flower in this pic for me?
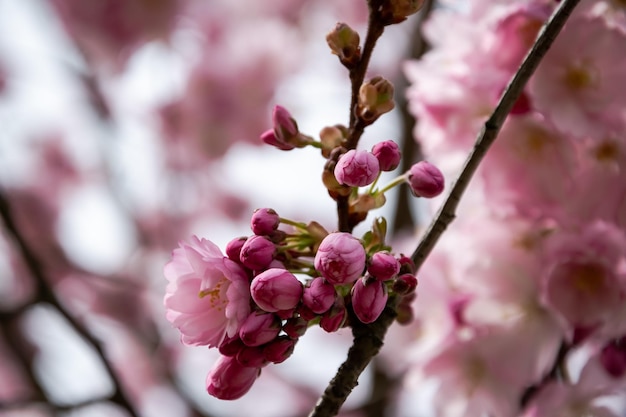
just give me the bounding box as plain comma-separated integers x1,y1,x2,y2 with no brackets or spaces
541,221,626,330
529,15,626,138
164,236,251,348
206,355,261,400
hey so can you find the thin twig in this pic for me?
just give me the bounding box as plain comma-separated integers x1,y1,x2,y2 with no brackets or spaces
410,0,580,270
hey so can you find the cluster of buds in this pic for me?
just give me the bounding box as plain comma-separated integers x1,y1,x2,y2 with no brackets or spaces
167,206,422,400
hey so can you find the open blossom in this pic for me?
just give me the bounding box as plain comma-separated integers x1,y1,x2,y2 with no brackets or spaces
164,236,251,348
314,232,366,284
206,355,261,400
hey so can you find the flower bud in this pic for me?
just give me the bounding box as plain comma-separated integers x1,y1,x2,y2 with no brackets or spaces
320,297,347,332
319,125,347,158
225,236,247,263
396,292,416,325
236,346,269,368
407,161,445,198
334,149,380,187
302,277,336,314
251,268,303,312
297,304,318,321
368,251,400,281
283,317,309,339
239,312,281,347
219,335,246,357
388,0,425,23
326,22,361,68
397,254,416,275
206,355,261,400
314,232,366,285
357,76,395,123
600,337,626,378
392,273,418,295
263,336,297,364
372,140,401,171
240,235,276,270
261,105,313,150
250,208,280,236
352,278,388,324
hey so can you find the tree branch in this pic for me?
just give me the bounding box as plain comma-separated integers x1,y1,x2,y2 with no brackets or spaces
0,189,140,417
410,0,581,270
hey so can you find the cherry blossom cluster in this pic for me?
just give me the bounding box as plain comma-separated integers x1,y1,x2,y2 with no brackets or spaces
399,1,626,416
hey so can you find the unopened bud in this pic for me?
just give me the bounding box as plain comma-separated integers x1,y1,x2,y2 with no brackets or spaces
236,346,269,368
261,105,314,150
407,161,445,198
206,356,261,400
283,317,309,338
263,336,297,364
357,76,395,123
372,140,401,171
392,273,418,295
319,125,347,158
320,297,347,332
240,235,276,270
251,208,280,236
239,312,281,347
326,22,361,68
251,268,303,312
368,251,400,281
302,277,336,314
387,0,425,24
334,149,380,187
225,236,247,264
314,232,366,285
352,278,388,324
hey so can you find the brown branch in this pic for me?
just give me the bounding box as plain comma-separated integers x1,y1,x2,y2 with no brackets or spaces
308,301,398,417
0,189,139,417
410,0,581,270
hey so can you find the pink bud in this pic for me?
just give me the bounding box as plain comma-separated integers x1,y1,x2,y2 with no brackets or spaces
239,235,276,270
206,355,261,400
251,268,303,312
320,297,347,333
225,237,247,263
273,105,298,142
219,335,246,357
283,317,308,339
260,128,295,151
302,277,337,314
239,312,281,347
314,232,366,285
334,149,380,187
250,208,280,236
600,337,626,378
397,254,416,275
371,140,401,171
236,346,269,368
407,161,445,198
392,273,418,295
263,336,297,364
368,251,400,281
352,278,388,324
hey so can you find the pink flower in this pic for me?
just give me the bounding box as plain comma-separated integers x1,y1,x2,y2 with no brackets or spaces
239,235,276,270
250,268,303,312
238,312,281,347
351,278,388,324
314,232,366,285
529,16,626,138
368,251,400,281
334,149,380,187
250,208,280,235
371,140,401,171
164,236,251,348
206,355,261,400
407,161,445,198
302,277,336,314
541,221,626,329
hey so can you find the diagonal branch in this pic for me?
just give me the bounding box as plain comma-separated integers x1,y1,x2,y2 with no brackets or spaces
312,0,581,415
410,0,581,270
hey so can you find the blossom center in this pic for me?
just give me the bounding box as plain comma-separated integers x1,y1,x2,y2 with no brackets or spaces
571,263,606,295
199,277,229,310
593,139,620,162
563,64,597,91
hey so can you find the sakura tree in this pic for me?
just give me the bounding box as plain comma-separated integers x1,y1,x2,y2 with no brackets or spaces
2,0,626,417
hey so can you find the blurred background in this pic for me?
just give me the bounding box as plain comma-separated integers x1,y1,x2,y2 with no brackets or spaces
0,1,430,416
